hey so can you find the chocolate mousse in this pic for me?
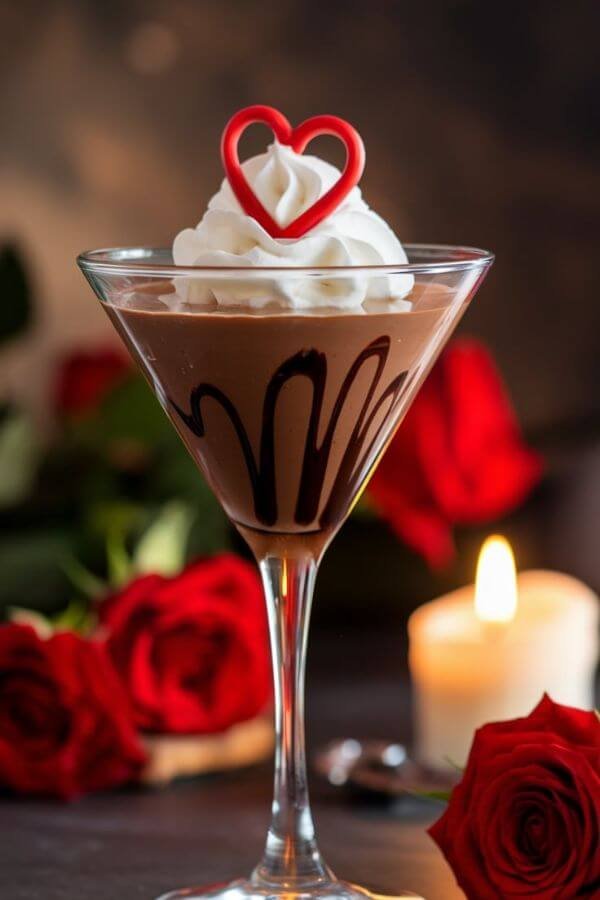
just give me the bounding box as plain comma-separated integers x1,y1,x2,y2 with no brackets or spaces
105,282,452,556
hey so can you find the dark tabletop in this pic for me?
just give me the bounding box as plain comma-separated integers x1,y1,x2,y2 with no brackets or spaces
0,633,462,900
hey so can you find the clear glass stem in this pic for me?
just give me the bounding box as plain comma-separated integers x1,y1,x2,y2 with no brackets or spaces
252,551,332,891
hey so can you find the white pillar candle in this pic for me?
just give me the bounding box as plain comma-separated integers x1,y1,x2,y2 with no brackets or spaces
408,536,599,770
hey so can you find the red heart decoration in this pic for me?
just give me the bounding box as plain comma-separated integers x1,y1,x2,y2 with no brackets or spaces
220,105,365,239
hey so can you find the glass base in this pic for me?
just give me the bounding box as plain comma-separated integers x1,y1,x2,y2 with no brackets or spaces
156,878,424,900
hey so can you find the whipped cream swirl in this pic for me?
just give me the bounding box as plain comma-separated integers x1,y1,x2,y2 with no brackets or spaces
173,142,414,310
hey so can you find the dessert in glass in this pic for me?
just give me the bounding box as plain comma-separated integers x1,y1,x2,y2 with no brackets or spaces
78,106,493,900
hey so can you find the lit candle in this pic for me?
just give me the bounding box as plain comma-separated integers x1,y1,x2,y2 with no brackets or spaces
408,536,599,770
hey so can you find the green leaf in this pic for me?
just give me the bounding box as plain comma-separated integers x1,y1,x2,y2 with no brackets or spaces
52,598,96,635
61,554,106,599
86,500,143,588
133,501,194,576
0,409,39,507
0,244,32,344
106,526,133,588
87,501,144,539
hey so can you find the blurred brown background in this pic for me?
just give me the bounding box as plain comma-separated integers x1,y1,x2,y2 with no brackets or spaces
1,0,599,608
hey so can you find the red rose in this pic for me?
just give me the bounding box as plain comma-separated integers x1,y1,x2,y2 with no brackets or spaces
54,347,130,416
429,695,600,899
0,624,146,800
99,554,272,734
368,338,542,567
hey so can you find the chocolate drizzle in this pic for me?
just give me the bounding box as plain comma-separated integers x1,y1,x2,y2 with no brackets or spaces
171,335,408,530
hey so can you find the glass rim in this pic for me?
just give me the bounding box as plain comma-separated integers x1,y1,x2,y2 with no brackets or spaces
77,243,494,278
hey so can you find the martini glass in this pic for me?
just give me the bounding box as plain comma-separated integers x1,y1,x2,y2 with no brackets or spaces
78,246,493,900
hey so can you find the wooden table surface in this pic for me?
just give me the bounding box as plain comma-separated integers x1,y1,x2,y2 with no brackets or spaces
0,633,463,900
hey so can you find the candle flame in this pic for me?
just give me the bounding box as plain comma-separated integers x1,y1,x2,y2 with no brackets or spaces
474,535,518,624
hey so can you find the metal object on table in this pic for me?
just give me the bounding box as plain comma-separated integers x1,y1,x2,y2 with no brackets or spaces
314,739,457,801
